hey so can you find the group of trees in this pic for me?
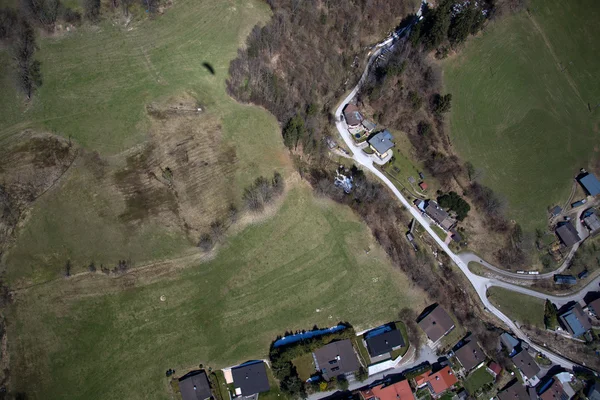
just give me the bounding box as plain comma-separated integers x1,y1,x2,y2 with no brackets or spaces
437,191,470,221
198,172,284,252
410,0,490,51
544,299,558,330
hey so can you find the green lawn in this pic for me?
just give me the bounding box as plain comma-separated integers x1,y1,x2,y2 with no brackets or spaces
292,353,316,381
391,321,410,359
443,0,600,233
463,367,494,395
487,287,545,328
7,187,428,400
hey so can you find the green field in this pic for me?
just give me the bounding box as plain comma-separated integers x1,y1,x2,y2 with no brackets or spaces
487,287,545,328
463,367,494,395
443,0,600,232
0,0,293,286
7,187,428,400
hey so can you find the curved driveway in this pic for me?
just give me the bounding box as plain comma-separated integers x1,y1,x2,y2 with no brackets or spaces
332,27,589,370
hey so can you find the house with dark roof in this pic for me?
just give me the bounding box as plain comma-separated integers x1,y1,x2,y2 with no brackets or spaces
368,130,394,160
454,340,485,372
555,221,581,247
559,303,591,337
512,350,540,380
578,172,600,196
231,361,270,397
550,206,563,217
587,383,600,400
179,370,213,400
313,339,360,381
424,201,456,231
417,305,455,345
498,382,530,400
414,366,458,397
343,104,364,132
586,298,600,319
360,379,415,400
364,325,405,358
538,379,569,400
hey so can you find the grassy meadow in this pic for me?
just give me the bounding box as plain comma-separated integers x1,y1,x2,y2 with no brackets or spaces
1,0,293,286
487,287,545,328
443,0,600,232
7,187,428,400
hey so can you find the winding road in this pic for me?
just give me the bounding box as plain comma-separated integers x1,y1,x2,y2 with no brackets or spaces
332,11,596,371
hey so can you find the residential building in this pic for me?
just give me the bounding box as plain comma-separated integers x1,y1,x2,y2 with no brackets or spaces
555,221,581,247
559,303,592,337
360,379,415,400
554,275,577,285
231,361,270,397
538,379,569,400
500,332,520,356
415,366,458,397
454,340,485,372
417,305,455,345
424,201,456,231
583,212,600,232
313,339,360,381
587,383,600,400
578,172,600,196
498,382,529,400
364,326,405,358
179,370,212,400
487,361,501,378
512,350,540,380
343,104,364,130
362,119,377,133
367,130,394,159
586,298,600,319
550,206,562,217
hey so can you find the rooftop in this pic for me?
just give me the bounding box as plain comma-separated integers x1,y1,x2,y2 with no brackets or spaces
365,328,405,357
313,339,360,381
415,366,458,395
343,104,364,127
584,212,600,232
539,379,569,400
360,379,415,400
578,172,600,196
231,361,270,396
559,303,591,337
179,370,212,400
555,221,581,247
498,382,530,400
587,298,600,316
417,305,455,343
454,340,485,371
424,201,455,230
368,130,394,155
500,332,520,354
512,350,540,379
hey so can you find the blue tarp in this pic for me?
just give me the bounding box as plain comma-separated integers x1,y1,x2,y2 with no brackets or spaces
364,325,392,339
273,325,346,348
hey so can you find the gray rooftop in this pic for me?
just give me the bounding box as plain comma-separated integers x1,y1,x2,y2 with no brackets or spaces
232,361,270,396
368,130,394,155
313,339,360,381
555,221,581,247
454,340,485,371
512,350,540,379
579,173,600,196
584,212,600,232
179,370,212,400
559,303,591,337
417,305,455,343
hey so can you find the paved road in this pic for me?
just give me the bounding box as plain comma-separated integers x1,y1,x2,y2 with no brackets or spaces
458,200,595,280
332,21,581,370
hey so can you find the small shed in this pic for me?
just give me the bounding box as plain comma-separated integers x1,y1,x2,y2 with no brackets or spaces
550,206,562,217
419,182,428,190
